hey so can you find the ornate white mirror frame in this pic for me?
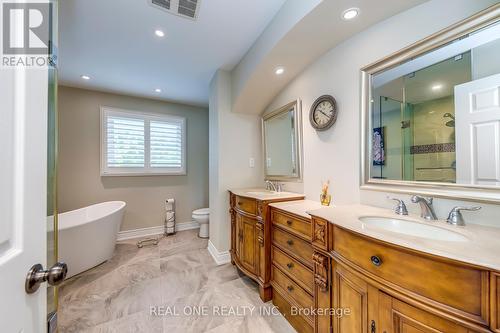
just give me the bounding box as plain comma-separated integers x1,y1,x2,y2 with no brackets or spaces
360,4,500,204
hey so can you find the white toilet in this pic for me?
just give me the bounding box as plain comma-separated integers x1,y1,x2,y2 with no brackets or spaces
192,208,209,238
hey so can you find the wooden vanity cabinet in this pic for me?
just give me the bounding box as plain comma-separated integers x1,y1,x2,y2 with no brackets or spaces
229,191,304,302
310,216,499,333
333,261,475,333
231,202,500,333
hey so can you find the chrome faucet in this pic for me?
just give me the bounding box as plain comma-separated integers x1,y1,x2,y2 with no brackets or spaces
388,197,408,216
265,180,282,192
411,195,437,220
446,206,481,226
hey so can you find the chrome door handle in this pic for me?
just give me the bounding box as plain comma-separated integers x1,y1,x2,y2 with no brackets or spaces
25,262,68,294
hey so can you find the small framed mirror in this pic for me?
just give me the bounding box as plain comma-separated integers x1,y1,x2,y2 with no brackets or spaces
262,100,303,181
361,4,500,203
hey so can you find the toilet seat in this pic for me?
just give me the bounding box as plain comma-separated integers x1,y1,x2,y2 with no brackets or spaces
193,208,209,215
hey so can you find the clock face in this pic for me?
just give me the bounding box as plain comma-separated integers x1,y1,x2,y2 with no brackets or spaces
313,101,334,127
310,95,337,131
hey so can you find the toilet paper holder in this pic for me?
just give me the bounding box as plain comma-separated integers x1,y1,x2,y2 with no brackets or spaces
137,198,176,248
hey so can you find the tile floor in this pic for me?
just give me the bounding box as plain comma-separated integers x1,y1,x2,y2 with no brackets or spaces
58,229,295,333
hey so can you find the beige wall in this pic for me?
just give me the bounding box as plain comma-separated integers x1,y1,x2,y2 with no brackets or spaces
58,86,209,231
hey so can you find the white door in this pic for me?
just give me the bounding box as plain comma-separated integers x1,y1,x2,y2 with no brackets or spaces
455,73,500,186
0,66,49,330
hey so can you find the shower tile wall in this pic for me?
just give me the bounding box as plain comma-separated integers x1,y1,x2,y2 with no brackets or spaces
412,96,456,183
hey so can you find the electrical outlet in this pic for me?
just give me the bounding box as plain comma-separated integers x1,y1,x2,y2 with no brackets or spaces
249,158,255,168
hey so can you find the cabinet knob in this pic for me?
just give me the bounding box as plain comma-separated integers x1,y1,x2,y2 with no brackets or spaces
286,239,294,246
286,220,293,225
238,202,243,206
287,285,294,292
286,262,294,269
370,255,382,267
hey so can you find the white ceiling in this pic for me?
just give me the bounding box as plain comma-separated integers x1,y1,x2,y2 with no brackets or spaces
375,52,472,105
231,0,430,114
58,0,286,106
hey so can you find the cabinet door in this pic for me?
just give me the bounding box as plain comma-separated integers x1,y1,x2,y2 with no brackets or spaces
378,292,470,333
333,262,369,333
240,216,257,274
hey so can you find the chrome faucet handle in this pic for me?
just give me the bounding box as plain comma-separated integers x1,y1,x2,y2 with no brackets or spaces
446,206,481,226
388,197,408,216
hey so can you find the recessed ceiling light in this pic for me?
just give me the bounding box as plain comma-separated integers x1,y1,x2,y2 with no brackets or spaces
154,88,162,93
80,75,90,80
431,84,443,91
275,67,285,75
155,30,165,38
342,8,359,20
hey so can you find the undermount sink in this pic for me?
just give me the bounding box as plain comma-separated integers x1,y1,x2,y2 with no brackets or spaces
245,190,277,195
359,217,469,242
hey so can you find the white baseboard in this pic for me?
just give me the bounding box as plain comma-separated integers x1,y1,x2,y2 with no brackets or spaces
207,240,231,266
117,221,199,241
175,221,200,232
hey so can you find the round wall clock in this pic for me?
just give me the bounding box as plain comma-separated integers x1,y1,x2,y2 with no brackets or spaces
309,95,338,131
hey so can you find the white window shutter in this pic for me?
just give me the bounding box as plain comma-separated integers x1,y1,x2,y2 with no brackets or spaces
106,116,145,167
101,107,186,176
150,120,183,168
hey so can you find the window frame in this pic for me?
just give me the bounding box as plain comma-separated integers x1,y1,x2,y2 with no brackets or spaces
100,106,186,176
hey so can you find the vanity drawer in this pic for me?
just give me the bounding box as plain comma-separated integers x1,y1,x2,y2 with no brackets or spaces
272,246,313,294
234,196,257,215
273,227,313,268
272,265,314,319
272,210,311,241
334,226,490,325
273,290,313,333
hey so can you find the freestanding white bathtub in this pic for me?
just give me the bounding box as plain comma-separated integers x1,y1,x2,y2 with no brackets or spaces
58,201,126,278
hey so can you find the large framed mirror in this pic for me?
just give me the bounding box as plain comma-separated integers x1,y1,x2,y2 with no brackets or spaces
361,4,500,203
262,99,303,181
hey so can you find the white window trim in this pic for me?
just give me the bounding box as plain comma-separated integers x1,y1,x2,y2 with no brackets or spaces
100,106,186,176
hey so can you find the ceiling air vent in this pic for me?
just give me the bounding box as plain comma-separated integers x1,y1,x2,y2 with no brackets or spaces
149,0,200,20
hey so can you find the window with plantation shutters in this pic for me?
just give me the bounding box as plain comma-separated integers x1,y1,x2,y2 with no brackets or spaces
101,107,186,176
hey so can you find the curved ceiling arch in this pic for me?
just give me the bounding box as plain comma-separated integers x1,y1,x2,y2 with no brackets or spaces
230,0,429,115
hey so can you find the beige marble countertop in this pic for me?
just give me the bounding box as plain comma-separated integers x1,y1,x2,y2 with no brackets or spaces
269,200,325,219
229,188,305,201
307,204,500,272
